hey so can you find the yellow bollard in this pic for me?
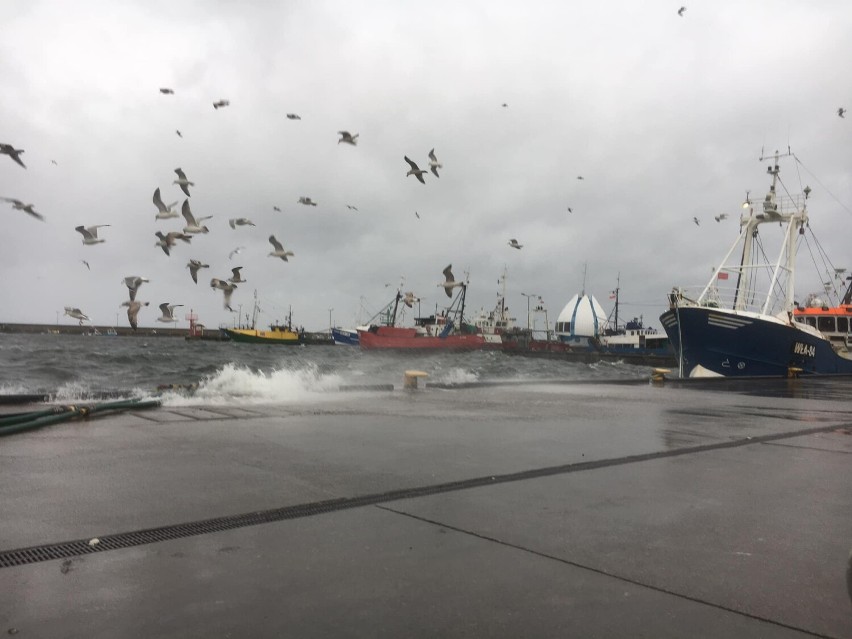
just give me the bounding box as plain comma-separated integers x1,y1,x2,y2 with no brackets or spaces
787,366,803,379
403,370,428,389
650,367,671,383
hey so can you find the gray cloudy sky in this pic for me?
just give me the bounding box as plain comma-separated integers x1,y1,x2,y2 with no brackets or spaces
2,0,851,331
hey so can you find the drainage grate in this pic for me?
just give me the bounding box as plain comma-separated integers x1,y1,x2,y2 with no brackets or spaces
0,422,843,569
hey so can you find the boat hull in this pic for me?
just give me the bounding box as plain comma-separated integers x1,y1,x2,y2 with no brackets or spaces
358,326,501,351
331,327,359,346
660,306,852,377
223,328,301,344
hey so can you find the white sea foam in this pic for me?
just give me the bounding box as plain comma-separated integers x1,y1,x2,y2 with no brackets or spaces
431,367,479,386
0,382,29,395
160,362,345,407
51,382,143,402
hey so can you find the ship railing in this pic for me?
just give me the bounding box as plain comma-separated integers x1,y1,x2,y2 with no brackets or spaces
670,285,789,316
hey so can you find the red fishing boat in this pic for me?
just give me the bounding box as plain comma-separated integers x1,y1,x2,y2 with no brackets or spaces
358,272,503,351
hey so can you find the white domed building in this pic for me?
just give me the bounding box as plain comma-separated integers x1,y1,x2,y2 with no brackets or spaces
554,293,607,347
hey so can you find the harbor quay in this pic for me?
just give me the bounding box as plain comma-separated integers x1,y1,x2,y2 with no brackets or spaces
1,377,850,638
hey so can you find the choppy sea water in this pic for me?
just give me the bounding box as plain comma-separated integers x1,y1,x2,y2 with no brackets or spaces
0,334,651,407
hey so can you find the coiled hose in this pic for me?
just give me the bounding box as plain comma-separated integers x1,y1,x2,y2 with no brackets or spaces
0,398,161,437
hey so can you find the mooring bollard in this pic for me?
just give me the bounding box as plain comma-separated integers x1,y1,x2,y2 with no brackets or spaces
650,368,671,383
403,370,428,389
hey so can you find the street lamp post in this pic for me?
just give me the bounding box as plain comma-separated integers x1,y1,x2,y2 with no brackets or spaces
521,292,537,331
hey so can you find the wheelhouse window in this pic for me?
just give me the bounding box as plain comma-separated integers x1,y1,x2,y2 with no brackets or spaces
837,317,849,333
818,316,836,332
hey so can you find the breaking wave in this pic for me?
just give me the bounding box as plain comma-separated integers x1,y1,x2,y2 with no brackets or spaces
159,362,346,406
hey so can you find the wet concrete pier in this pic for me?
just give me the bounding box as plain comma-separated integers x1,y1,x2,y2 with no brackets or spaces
1,378,850,638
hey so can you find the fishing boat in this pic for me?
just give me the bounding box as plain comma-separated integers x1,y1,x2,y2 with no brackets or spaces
331,327,360,345
332,290,413,346
222,294,303,345
596,282,673,360
791,285,852,351
358,278,502,351
660,150,852,377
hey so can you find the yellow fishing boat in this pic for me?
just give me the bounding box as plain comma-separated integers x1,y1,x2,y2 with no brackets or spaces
223,323,302,344
222,295,303,345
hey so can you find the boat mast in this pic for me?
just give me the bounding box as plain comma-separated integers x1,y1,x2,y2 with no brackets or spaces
250,290,259,329
391,290,401,326
613,273,620,330
499,266,507,318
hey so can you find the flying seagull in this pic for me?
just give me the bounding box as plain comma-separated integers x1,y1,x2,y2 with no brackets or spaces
693,217,700,226
677,6,686,16
440,265,464,298
173,168,194,197
286,113,301,120
229,217,255,229
0,143,26,169
155,230,192,255
228,266,246,283
181,200,211,233
229,246,245,260
213,99,230,109
268,235,294,261
273,205,282,212
81,260,90,270
297,196,317,206
567,207,573,213
1,197,43,221
121,300,149,330
153,187,179,219
576,175,584,180
76,225,109,245
415,211,420,219
210,278,237,310
175,130,182,138
64,307,91,325
501,103,508,108
403,292,419,308
346,205,358,211
159,88,174,94
714,213,729,222
122,276,149,301
157,303,183,323
187,259,209,284
508,238,523,249
428,148,442,177
839,107,846,118
404,156,427,184
337,131,359,145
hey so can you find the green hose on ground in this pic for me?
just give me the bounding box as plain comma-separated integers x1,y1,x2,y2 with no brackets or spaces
0,398,161,437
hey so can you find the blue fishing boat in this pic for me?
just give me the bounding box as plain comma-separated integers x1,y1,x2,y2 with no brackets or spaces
331,327,360,346
660,150,852,377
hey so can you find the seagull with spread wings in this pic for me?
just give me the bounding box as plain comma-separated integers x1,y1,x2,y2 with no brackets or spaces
187,259,209,284
404,156,427,184
2,197,43,221
76,225,110,245
268,235,294,261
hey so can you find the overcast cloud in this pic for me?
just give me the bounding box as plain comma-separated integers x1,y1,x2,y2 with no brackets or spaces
2,0,851,332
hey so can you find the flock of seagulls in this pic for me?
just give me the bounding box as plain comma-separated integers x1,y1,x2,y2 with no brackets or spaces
10,56,840,332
